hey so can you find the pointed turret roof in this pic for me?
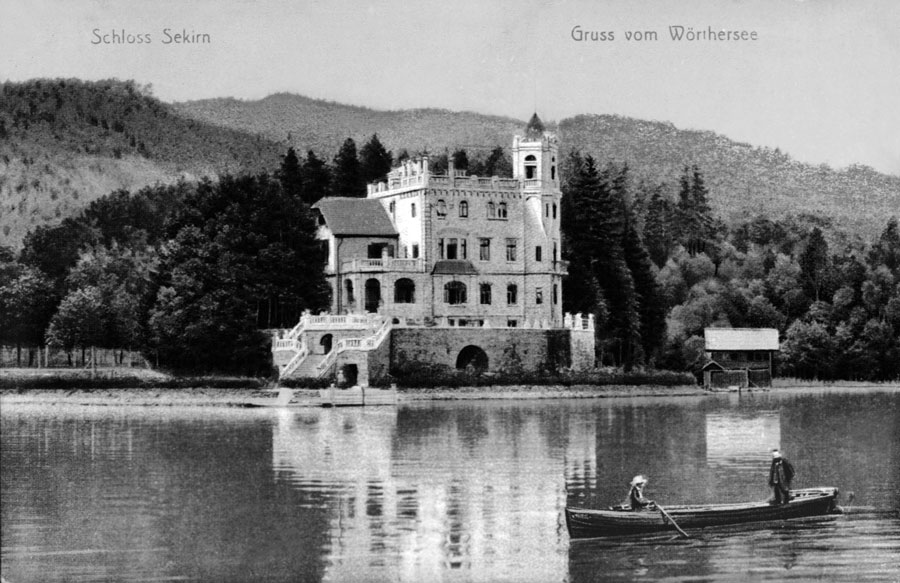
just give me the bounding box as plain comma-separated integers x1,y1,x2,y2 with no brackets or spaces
525,112,545,140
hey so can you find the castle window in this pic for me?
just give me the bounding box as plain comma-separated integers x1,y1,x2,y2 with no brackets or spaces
345,279,354,305
445,281,467,305
436,199,447,218
460,239,467,259
535,246,542,262
507,319,518,328
412,244,419,258
498,202,508,219
553,284,558,304
553,241,558,261
545,203,549,217
480,283,492,305
553,203,557,219
446,238,458,260
525,155,537,180
506,238,517,262
487,201,496,218
394,278,415,303
389,201,396,214
411,203,416,217
479,238,491,261
551,166,556,180
507,284,518,305
459,200,468,217
536,288,543,304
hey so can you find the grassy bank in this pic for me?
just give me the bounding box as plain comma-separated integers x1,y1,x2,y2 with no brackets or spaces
0,368,270,390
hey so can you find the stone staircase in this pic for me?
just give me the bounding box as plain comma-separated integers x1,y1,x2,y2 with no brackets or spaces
274,312,391,380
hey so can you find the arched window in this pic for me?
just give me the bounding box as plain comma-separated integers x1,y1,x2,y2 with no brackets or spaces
497,202,508,219
394,278,415,303
479,283,492,305
525,154,537,179
459,200,468,218
344,279,354,305
364,278,381,313
444,281,467,305
436,199,447,218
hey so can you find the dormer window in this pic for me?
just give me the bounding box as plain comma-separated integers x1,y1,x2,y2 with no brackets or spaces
525,155,537,179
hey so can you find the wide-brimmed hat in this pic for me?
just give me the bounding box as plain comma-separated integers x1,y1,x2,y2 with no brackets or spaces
631,475,647,486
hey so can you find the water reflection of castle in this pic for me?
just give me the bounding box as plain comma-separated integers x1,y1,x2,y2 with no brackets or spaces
271,406,599,580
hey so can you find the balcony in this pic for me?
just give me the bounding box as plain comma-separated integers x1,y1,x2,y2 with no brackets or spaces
340,258,426,273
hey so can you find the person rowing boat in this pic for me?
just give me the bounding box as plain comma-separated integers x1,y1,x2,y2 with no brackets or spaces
625,475,656,511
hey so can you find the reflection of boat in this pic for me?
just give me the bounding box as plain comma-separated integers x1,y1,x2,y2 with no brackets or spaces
565,487,841,538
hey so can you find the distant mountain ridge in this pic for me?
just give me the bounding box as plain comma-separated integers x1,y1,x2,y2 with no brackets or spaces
2,79,897,249
0,79,282,248
176,93,899,239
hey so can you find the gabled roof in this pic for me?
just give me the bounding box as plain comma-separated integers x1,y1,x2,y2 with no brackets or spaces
313,197,398,237
432,260,478,275
705,328,780,351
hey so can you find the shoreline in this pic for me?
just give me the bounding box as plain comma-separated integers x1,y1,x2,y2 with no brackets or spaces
2,383,898,408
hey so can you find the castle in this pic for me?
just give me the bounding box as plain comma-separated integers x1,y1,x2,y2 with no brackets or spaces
272,114,595,385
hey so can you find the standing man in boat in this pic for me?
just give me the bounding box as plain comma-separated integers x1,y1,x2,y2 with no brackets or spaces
627,475,656,510
768,449,795,504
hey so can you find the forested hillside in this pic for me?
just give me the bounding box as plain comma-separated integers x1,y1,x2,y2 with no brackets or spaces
175,94,899,241
173,93,524,159
560,115,900,241
0,79,282,248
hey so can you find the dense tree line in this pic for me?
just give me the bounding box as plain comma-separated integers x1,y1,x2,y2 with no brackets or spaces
560,151,899,381
1,157,330,374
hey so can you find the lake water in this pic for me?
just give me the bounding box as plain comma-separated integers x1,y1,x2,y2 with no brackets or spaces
2,388,898,582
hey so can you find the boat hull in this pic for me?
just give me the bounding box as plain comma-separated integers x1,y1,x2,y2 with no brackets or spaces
565,487,840,538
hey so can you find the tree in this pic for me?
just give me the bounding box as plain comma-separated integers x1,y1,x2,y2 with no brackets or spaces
0,265,57,365
451,149,469,173
147,174,330,374
46,286,107,371
300,150,331,204
278,147,303,199
19,218,95,293
331,138,365,197
675,165,714,256
359,134,393,185
798,227,830,302
643,185,675,267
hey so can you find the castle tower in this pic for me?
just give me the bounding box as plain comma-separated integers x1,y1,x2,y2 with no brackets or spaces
512,113,564,326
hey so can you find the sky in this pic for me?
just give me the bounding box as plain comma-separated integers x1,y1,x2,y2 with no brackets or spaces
2,0,899,176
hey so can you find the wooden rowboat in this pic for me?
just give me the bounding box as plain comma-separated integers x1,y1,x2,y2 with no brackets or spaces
565,487,841,538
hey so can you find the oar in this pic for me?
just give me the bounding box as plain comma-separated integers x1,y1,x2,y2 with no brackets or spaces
656,503,690,538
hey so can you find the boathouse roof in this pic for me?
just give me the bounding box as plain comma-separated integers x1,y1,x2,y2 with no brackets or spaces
313,197,398,237
704,328,780,351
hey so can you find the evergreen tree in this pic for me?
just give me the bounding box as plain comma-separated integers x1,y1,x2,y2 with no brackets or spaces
643,185,675,267
798,227,830,302
331,138,365,197
278,147,303,199
300,150,330,204
451,149,469,173
359,134,393,185
868,216,900,276
675,165,714,256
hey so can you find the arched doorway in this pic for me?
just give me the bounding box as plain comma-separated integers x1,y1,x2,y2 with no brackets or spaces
365,278,381,313
456,345,488,372
320,334,333,354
